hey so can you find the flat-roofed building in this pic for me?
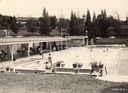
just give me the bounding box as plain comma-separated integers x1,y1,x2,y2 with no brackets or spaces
66,36,88,47
0,37,70,64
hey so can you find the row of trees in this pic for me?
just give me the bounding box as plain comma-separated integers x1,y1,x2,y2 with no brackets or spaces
39,8,70,35
38,8,123,38
0,8,124,38
70,9,123,39
0,14,19,33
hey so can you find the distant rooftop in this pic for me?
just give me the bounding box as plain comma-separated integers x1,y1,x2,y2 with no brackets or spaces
17,17,39,21
0,37,68,45
66,36,88,39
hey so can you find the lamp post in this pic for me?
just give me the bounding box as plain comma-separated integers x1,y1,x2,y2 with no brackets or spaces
125,14,128,37
61,27,63,37
3,20,8,37
86,29,89,46
4,29,8,37
60,27,63,50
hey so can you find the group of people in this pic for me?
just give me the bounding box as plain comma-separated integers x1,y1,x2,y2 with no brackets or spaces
36,53,52,70
0,50,10,62
44,53,53,69
90,60,104,76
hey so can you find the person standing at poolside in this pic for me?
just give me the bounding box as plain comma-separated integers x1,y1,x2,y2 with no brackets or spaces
98,61,104,76
90,58,97,74
45,61,51,69
41,50,44,59
48,53,52,66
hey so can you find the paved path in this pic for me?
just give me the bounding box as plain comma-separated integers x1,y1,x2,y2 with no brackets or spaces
117,48,128,75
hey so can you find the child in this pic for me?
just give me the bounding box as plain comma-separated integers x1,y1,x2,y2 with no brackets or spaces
48,53,52,65
45,61,51,69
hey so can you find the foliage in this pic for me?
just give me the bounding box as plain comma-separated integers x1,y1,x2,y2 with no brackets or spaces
57,18,69,30
10,16,19,33
26,18,38,32
0,9,126,37
99,10,109,37
69,11,85,36
85,10,93,39
39,8,51,35
107,16,122,37
50,16,57,29
0,15,19,33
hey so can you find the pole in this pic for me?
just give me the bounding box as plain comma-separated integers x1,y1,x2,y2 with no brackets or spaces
86,38,89,46
40,42,43,54
11,44,14,62
125,16,128,37
69,39,71,48
61,27,63,50
82,39,85,47
4,29,7,37
50,42,52,53
4,20,8,37
66,40,68,49
46,42,48,50
61,41,63,50
105,66,108,75
86,28,88,46
6,30,7,37
28,43,30,62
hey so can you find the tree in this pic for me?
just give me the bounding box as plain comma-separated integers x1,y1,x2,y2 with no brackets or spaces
114,20,122,37
85,10,93,39
92,13,96,23
42,8,47,17
107,16,122,37
76,18,85,35
0,15,19,33
39,8,51,35
69,11,84,36
114,14,122,37
26,18,37,32
92,12,97,38
50,16,57,29
56,18,70,37
10,16,19,33
0,14,6,29
99,10,109,37
57,18,69,30
69,11,75,35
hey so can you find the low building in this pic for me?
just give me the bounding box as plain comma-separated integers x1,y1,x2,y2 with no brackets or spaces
0,37,69,62
17,17,39,31
66,36,88,47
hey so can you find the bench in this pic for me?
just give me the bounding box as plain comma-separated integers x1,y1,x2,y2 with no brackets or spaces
79,69,91,73
55,67,74,73
55,67,91,74
15,69,45,73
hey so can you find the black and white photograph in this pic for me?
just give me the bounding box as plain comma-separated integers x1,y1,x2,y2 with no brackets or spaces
0,0,128,93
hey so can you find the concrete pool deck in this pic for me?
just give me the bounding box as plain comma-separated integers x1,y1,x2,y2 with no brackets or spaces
1,46,128,82
13,47,119,70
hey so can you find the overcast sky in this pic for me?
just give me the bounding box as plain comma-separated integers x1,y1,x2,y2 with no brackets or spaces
0,0,128,20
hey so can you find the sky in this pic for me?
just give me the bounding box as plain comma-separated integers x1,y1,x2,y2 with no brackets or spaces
0,0,128,20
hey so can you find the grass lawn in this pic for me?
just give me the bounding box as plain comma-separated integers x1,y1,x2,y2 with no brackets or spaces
0,73,128,93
